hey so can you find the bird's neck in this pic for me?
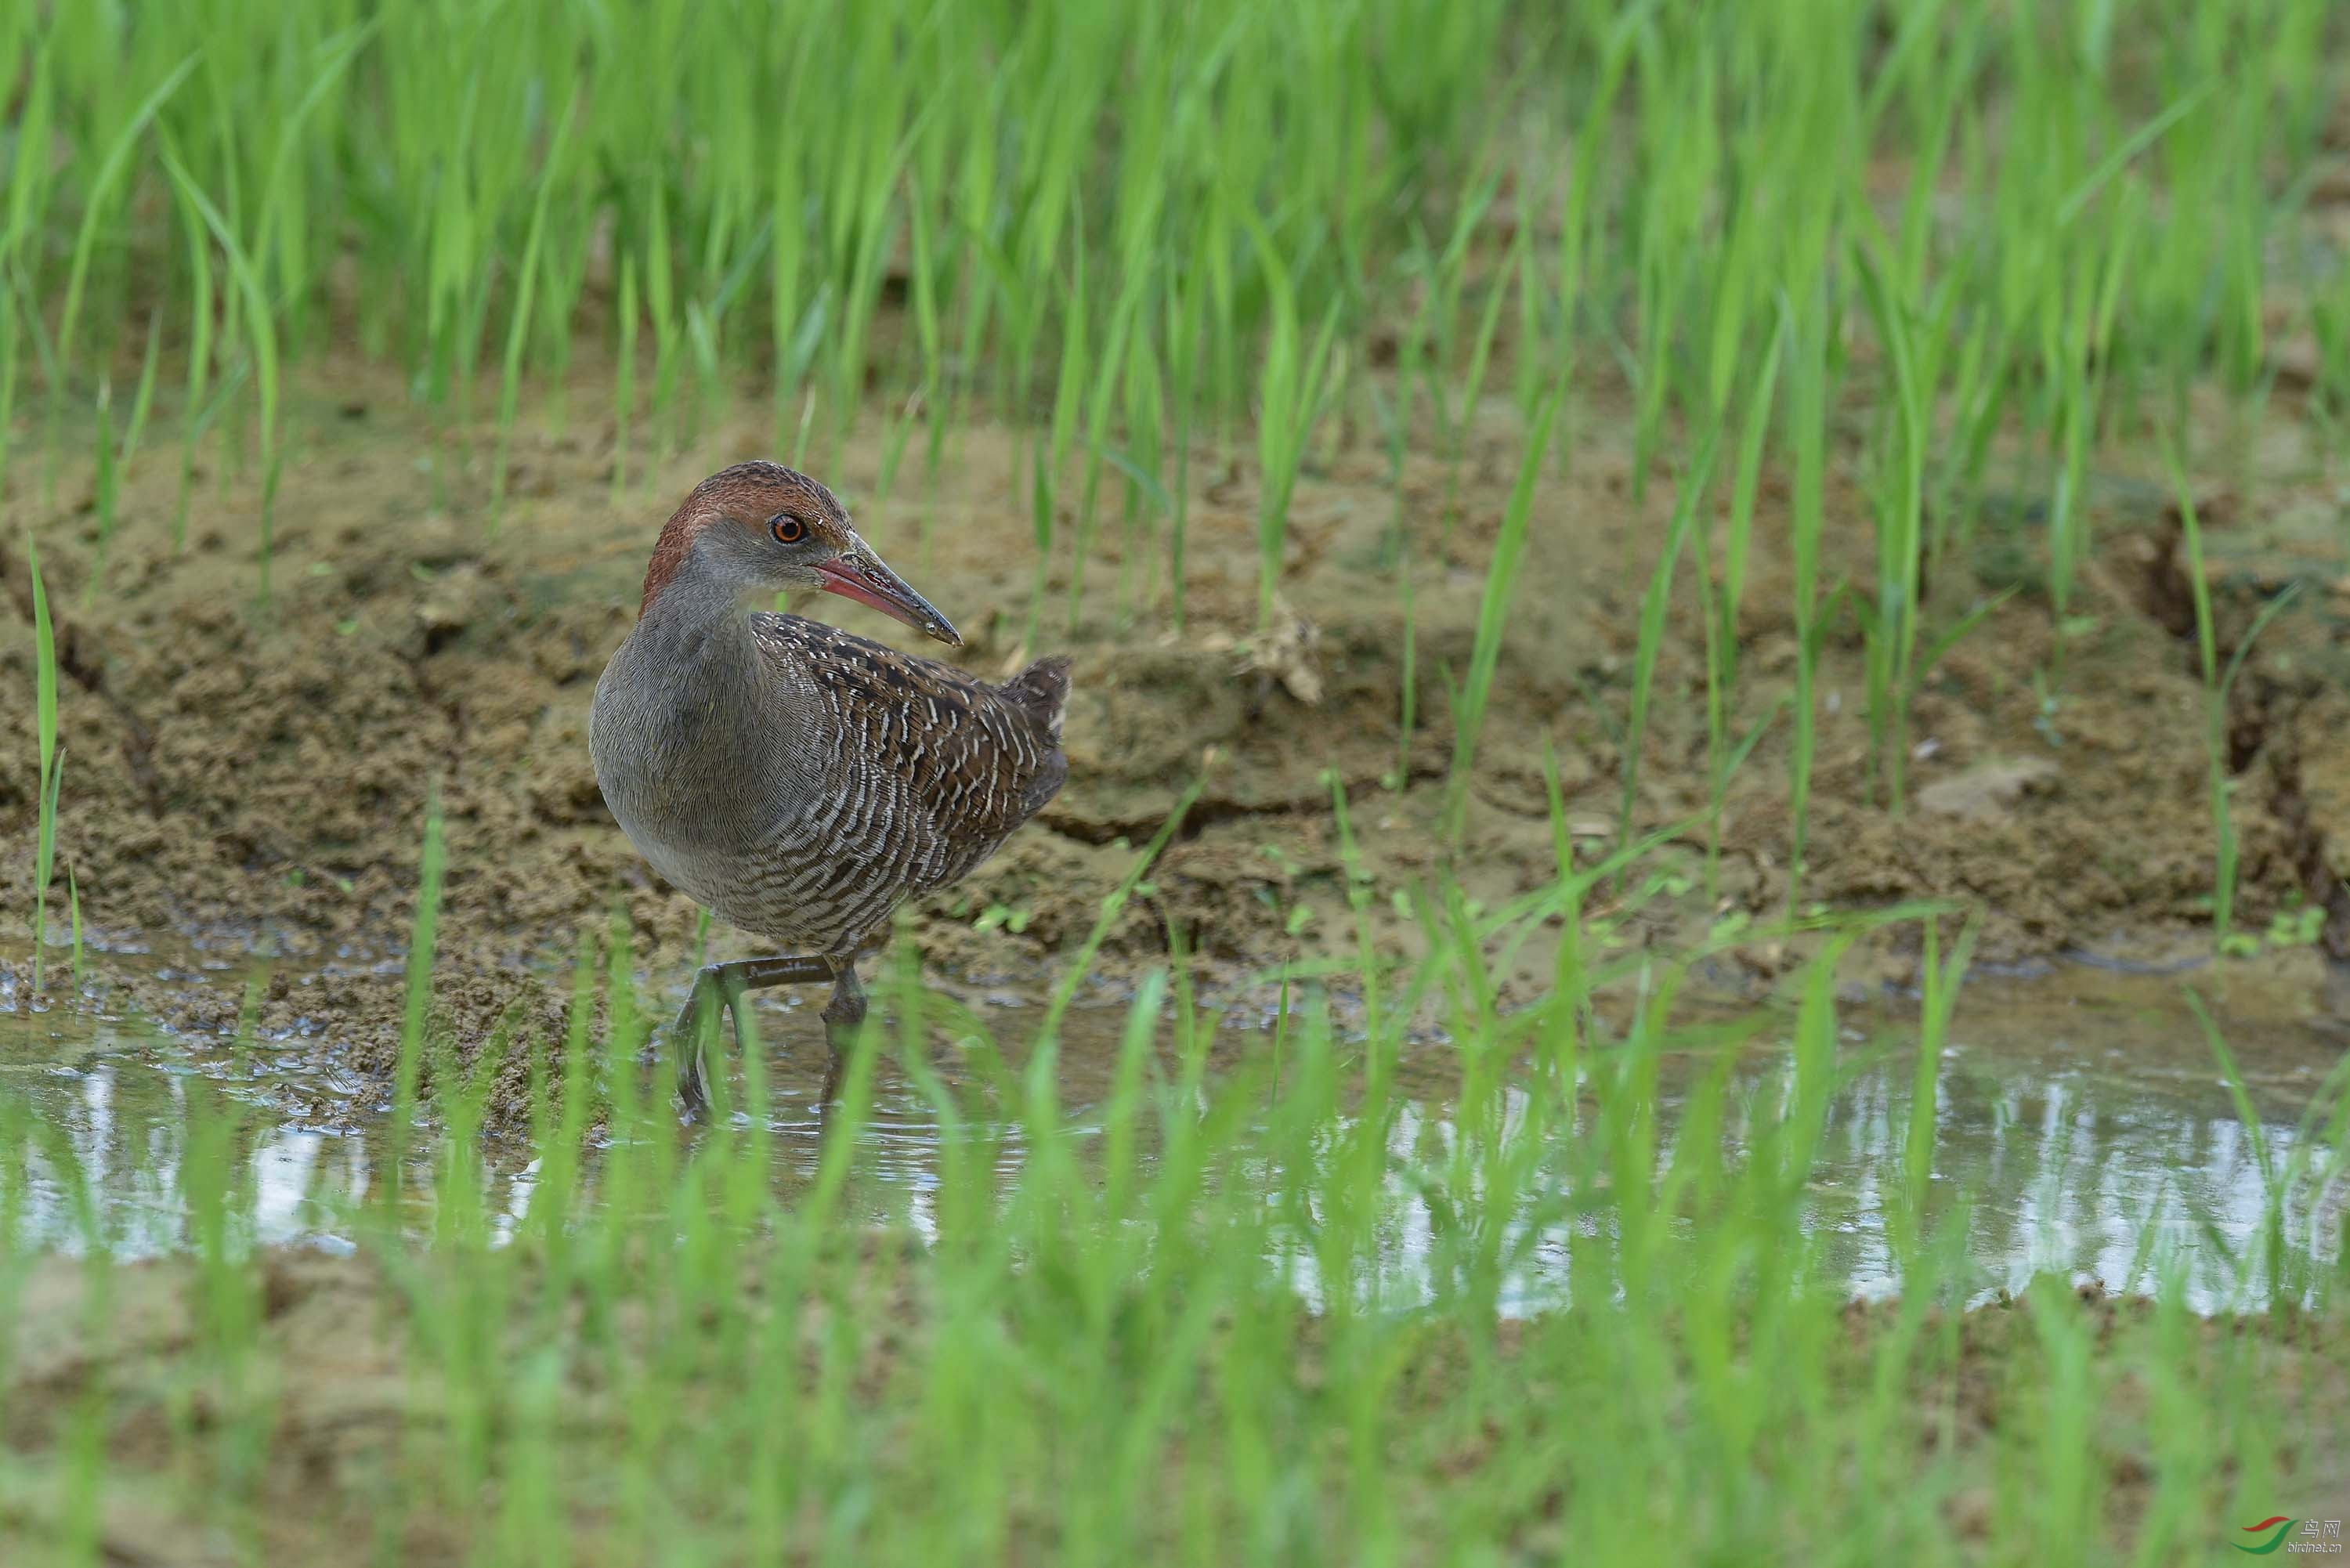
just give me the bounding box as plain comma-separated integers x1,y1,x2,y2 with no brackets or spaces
595,558,830,868
624,563,769,707
598,558,826,833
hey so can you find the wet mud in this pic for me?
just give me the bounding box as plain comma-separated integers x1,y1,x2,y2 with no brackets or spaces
4,358,2350,1117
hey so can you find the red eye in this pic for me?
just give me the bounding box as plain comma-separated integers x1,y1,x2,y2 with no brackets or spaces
772,515,806,544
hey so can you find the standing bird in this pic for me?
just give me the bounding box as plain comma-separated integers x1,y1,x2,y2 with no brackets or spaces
591,462,1069,1111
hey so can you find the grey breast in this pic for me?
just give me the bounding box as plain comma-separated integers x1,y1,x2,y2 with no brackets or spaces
591,630,839,945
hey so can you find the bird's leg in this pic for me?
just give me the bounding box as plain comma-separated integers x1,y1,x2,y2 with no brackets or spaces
671,954,836,1115
817,959,868,1104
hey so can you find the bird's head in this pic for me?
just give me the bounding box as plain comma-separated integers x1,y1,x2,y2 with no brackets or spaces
638,461,961,646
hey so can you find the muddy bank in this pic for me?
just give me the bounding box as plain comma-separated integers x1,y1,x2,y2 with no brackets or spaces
3,359,2348,1104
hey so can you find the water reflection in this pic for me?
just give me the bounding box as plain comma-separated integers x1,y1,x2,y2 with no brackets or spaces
2,947,2341,1313
2,1003,382,1259
1785,1033,2331,1309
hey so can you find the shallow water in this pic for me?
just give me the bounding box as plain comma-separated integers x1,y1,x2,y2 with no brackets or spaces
2,941,2341,1313
1746,981,2345,1310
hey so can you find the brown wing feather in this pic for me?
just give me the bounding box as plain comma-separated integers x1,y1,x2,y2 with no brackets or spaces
751,614,1067,894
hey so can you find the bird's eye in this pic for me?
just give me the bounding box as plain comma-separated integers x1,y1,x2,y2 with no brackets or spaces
771,515,807,545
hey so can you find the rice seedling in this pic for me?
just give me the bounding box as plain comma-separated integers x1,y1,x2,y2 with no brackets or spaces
1249,231,1343,633
612,256,638,502
391,793,447,1183
1852,244,1931,811
164,156,213,555
1,34,57,366
1895,914,1978,1263
0,285,19,500
64,865,81,988
52,54,197,384
1444,386,1560,844
1446,217,1524,493
2186,988,2321,1303
1069,254,1148,631
2163,437,2301,954
490,86,580,523
1625,32,1705,505
1393,166,1502,522
640,181,682,457
1162,274,1202,632
161,153,280,606
9,269,67,507
1618,431,1719,875
1690,316,1786,894
24,535,60,995
82,386,114,612
1042,215,1089,634
1393,565,1419,796
1106,345,1170,630
116,313,161,474
1783,295,1831,912
1027,439,1055,655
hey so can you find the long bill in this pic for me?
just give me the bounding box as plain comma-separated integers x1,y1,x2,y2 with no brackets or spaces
813,551,963,646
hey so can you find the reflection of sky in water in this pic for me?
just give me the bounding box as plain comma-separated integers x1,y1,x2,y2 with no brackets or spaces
1775,1041,2326,1310
4,952,2341,1314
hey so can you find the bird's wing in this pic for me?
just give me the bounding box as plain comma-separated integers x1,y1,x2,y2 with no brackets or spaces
752,614,1066,885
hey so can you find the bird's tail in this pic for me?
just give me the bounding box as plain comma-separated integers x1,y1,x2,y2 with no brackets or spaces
1000,656,1072,740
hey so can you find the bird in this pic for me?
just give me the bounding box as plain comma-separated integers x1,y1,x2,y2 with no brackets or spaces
590,461,1069,1112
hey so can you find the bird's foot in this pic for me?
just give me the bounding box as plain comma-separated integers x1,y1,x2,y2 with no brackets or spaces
670,964,747,1118
668,954,837,1117
818,964,868,1104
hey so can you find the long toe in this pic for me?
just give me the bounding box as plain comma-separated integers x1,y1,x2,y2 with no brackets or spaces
819,973,867,1103
677,1032,711,1117
671,988,718,1117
